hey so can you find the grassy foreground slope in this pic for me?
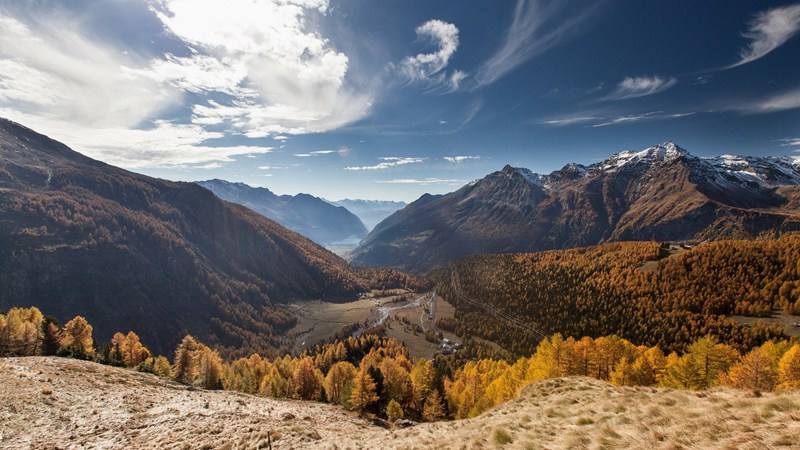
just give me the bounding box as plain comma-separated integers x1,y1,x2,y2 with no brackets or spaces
2,357,800,450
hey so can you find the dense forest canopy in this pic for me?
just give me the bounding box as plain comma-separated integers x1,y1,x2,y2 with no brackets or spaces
434,235,800,355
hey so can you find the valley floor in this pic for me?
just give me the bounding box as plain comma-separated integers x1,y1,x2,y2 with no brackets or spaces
2,357,800,449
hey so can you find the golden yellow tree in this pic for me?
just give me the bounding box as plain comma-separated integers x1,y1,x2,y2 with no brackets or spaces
59,316,94,358
293,356,323,400
324,361,357,406
422,389,445,421
173,335,199,384
777,344,800,389
727,350,775,390
0,307,44,356
350,367,378,413
380,357,413,406
386,399,404,423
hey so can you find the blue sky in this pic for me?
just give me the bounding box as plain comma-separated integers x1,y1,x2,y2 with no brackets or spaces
0,0,799,201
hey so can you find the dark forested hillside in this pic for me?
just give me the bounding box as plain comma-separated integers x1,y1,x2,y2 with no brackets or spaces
197,179,367,245
352,143,800,273
0,118,422,356
433,235,800,355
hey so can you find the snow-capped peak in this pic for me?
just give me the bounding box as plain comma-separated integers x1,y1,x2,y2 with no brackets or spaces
597,142,687,171
700,154,800,187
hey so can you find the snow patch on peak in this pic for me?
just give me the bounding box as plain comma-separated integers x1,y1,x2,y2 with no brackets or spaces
598,142,688,171
700,154,800,187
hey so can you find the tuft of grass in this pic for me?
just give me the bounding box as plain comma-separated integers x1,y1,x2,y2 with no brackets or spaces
493,427,513,445
576,417,594,426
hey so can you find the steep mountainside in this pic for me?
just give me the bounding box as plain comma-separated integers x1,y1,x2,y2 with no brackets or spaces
352,143,800,272
332,199,407,231
3,357,799,449
0,119,418,356
198,179,367,245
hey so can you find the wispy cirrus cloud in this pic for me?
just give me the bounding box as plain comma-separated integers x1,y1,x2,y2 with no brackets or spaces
728,4,800,69
294,147,351,157
541,111,694,128
345,157,425,171
781,138,800,147
393,19,465,92
443,155,480,163
738,86,800,113
592,111,694,128
376,178,463,185
471,0,601,89
604,76,677,100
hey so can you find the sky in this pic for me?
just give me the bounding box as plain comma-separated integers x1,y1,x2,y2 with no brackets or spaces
0,0,799,201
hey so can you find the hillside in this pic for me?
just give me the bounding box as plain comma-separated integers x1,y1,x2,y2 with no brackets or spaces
198,179,368,246
432,235,800,355
332,199,407,231
351,143,800,273
0,118,419,356
2,357,799,449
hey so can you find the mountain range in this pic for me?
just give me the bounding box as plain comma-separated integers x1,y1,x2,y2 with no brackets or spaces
351,143,800,273
331,199,407,231
197,179,367,246
0,118,419,356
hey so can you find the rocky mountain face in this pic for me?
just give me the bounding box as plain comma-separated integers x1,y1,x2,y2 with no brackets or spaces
197,179,368,246
331,199,407,231
0,119,418,355
351,143,800,273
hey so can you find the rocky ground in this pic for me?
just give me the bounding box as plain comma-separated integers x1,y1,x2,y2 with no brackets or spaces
2,357,800,449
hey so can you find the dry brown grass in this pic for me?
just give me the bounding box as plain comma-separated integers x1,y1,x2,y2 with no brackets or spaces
2,358,800,449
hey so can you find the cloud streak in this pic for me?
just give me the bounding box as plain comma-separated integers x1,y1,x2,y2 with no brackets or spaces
728,4,800,69
345,157,425,171
443,155,480,163
471,0,601,89
376,178,463,185
604,76,677,100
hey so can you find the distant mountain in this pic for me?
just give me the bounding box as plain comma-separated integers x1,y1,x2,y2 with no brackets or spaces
197,179,367,246
351,142,800,273
332,199,407,231
0,118,420,356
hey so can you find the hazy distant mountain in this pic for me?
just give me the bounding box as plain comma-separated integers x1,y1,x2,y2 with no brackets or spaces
332,199,407,230
0,118,419,355
351,142,800,273
198,180,368,246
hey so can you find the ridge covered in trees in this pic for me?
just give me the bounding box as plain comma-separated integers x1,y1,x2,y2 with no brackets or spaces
433,235,800,356
2,306,799,424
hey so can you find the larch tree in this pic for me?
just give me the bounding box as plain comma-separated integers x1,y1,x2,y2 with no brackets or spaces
727,345,779,391
293,357,322,400
173,335,199,384
422,389,445,422
386,399,404,423
324,361,357,406
59,316,94,358
350,367,378,413
777,344,800,389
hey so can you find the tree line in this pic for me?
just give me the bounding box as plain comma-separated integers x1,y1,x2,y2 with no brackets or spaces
3,306,798,424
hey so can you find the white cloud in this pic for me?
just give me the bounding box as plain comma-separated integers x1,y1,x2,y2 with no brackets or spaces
293,147,350,157
591,111,695,128
472,0,600,89
0,109,271,169
728,4,800,69
605,76,677,100
394,19,465,92
781,138,800,147
0,15,176,128
541,116,598,126
345,157,425,171
376,178,463,185
443,155,480,163
742,87,800,113
0,1,370,168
